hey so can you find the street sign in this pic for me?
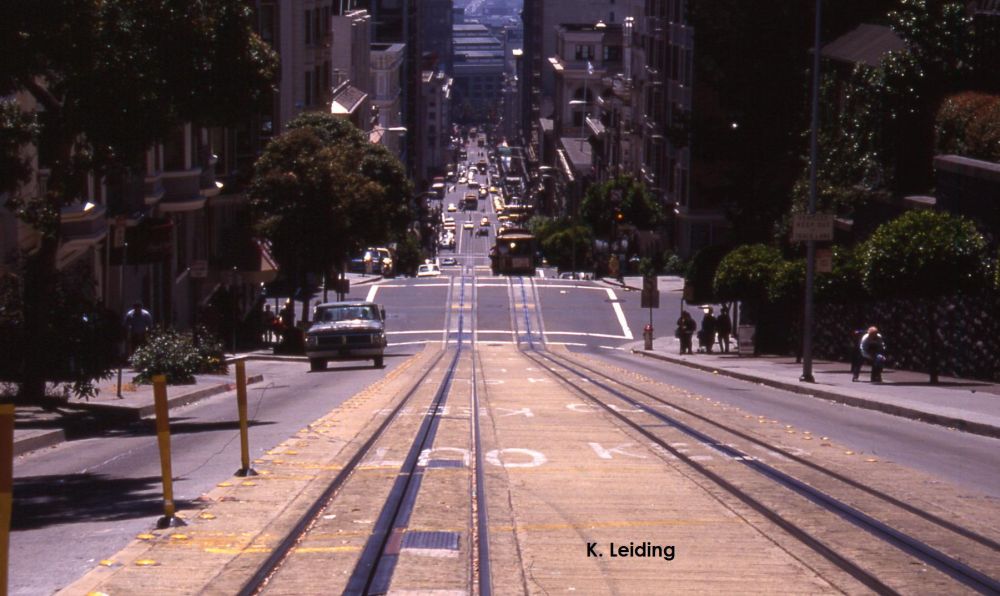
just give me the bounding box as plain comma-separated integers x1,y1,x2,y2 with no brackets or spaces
190,260,208,279
816,248,833,273
791,213,834,242
641,275,659,309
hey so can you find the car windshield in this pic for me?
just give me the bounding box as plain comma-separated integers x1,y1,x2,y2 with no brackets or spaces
318,306,377,322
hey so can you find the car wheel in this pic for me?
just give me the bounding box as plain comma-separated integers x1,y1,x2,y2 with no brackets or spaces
374,355,384,368
310,358,327,371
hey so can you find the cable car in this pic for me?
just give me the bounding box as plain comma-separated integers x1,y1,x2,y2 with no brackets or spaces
491,228,536,275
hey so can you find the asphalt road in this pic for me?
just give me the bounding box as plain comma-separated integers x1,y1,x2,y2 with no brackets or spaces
9,357,410,596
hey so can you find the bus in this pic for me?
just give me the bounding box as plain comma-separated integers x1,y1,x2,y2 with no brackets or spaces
491,228,536,275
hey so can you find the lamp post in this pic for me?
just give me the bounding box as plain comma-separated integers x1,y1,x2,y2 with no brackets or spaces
800,0,822,383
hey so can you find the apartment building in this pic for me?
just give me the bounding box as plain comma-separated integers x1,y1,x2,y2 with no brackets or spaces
419,71,455,181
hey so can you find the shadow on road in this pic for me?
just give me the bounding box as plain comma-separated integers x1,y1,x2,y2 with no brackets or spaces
12,473,194,531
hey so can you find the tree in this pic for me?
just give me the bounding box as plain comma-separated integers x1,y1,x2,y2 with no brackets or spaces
862,210,991,383
249,114,411,313
935,92,1000,162
579,175,664,240
815,245,868,304
0,1,277,403
684,244,731,304
713,244,783,321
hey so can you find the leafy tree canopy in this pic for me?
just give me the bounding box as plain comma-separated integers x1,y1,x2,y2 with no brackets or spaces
684,244,731,304
713,244,783,305
250,114,412,286
815,244,868,304
935,91,1000,162
862,210,990,298
579,174,664,239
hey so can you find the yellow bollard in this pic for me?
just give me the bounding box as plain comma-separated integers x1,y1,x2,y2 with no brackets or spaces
152,376,185,528
0,404,13,596
234,361,256,477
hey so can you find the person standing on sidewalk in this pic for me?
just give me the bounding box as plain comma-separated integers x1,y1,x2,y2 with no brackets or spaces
676,311,697,355
699,307,717,353
716,305,732,353
123,302,153,357
859,326,887,383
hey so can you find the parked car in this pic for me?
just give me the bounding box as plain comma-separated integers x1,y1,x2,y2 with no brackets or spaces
305,301,387,371
440,257,458,266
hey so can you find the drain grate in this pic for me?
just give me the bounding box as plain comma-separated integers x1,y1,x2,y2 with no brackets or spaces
426,459,465,468
401,531,460,550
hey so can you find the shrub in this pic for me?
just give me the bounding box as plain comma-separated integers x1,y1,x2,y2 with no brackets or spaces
713,244,782,305
662,251,687,276
862,210,990,299
769,259,805,304
131,327,227,385
815,244,868,304
684,244,731,304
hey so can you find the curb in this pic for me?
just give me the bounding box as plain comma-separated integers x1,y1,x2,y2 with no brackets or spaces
16,375,266,455
632,349,1000,440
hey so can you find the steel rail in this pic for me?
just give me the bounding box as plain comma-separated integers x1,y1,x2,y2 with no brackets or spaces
533,348,1000,595
555,350,1000,553
236,347,450,596
469,267,493,596
345,272,470,594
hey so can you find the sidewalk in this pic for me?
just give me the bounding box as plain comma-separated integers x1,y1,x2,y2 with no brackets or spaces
10,354,292,457
630,336,1000,439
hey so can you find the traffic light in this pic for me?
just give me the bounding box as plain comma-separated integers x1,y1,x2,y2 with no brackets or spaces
615,210,624,222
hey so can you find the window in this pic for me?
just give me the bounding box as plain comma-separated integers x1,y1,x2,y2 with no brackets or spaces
305,71,313,106
259,4,276,45
304,10,312,46
575,45,594,60
604,46,621,62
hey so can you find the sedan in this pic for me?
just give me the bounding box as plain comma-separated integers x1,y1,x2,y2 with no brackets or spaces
440,257,458,266
458,176,467,184
463,221,475,230
447,203,457,212
416,263,441,277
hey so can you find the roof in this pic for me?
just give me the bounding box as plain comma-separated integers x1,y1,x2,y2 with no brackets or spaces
331,85,368,115
821,24,906,68
560,136,592,173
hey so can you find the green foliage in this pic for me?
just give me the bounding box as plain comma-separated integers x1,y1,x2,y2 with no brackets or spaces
769,259,805,304
815,244,868,304
0,262,118,400
862,210,990,298
662,251,688,276
392,233,426,276
713,244,783,305
251,113,411,286
684,244,731,304
0,99,39,193
935,92,1000,162
579,175,664,238
131,327,227,385
528,216,594,271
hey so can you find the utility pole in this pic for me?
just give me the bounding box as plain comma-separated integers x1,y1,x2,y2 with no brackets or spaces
800,0,822,383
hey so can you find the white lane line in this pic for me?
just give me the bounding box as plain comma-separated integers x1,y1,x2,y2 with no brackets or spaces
365,285,378,303
476,329,516,334
544,331,629,339
533,284,607,291
389,340,441,347
389,329,453,335
607,288,633,340
599,345,626,351
547,342,588,347
376,283,451,288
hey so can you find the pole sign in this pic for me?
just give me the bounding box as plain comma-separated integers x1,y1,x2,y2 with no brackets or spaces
791,213,834,242
815,248,833,273
641,275,659,309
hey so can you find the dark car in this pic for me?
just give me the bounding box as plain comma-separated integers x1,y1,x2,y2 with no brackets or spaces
305,302,387,371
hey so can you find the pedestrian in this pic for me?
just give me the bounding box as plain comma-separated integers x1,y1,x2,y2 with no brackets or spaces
859,326,887,383
716,305,732,353
675,311,697,355
262,304,275,344
849,327,865,381
279,299,295,329
699,307,717,353
123,302,153,357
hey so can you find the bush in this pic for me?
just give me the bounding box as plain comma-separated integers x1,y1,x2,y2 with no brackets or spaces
131,327,227,385
684,244,731,304
815,244,868,304
713,244,782,305
662,251,687,276
862,210,990,299
769,259,805,304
